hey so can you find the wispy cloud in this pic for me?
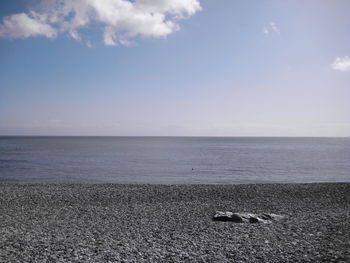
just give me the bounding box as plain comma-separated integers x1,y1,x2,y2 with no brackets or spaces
269,22,280,35
263,22,280,36
332,56,350,72
0,0,202,46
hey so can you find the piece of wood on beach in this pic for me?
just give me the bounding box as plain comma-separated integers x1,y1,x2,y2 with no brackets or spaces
213,211,285,223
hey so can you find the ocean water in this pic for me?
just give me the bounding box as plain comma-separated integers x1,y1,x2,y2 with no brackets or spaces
0,136,349,184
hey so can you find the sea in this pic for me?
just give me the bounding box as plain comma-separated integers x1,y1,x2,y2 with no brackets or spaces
0,136,349,184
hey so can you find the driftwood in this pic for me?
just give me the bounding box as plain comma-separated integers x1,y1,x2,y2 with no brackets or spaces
213,211,284,223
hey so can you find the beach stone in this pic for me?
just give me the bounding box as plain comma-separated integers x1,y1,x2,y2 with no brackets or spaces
249,216,260,223
213,211,284,223
213,211,244,222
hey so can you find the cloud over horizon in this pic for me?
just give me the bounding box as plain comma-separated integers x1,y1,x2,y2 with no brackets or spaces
332,56,350,72
0,0,201,46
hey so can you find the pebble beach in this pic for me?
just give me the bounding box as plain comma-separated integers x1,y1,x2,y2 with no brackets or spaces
0,183,349,262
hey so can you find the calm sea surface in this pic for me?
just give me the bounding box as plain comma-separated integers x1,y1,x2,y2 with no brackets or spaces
0,137,349,184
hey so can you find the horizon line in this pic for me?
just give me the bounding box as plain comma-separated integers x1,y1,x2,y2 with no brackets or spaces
0,135,348,138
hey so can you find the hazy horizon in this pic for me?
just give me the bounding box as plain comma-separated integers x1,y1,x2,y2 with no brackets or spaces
1,0,349,137
0,135,348,138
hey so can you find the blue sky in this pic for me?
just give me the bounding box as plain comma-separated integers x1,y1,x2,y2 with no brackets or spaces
0,0,349,136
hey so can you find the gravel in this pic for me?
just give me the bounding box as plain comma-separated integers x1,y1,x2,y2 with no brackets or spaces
0,183,349,262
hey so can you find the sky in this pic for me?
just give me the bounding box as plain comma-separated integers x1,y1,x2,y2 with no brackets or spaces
0,0,349,137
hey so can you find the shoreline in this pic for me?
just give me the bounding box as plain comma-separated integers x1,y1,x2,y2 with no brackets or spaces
1,182,349,262
2,181,349,186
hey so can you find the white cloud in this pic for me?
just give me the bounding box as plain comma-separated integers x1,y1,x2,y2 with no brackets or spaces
0,0,201,46
262,27,269,35
269,22,280,35
262,22,280,36
0,12,57,38
332,56,350,72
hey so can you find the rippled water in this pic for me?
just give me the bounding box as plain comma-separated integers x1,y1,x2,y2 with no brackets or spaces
0,136,349,184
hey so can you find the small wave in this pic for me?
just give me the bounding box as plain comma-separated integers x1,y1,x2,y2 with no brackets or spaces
0,159,29,163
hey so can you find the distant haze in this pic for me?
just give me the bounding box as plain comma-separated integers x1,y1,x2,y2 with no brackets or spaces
0,0,349,137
